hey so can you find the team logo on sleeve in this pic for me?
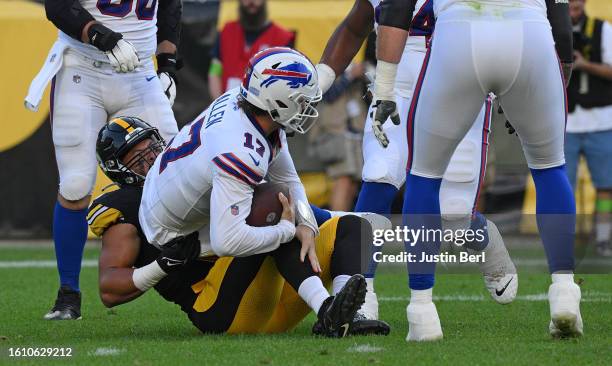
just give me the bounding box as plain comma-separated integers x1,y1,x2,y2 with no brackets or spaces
231,204,239,216
260,62,312,89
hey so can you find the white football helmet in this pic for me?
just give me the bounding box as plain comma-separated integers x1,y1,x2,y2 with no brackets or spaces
240,47,322,134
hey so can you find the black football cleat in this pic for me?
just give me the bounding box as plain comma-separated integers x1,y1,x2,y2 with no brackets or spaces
314,274,367,338
43,285,82,320
313,312,391,337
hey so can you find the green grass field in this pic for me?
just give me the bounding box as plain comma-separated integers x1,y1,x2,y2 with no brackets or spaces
0,243,610,365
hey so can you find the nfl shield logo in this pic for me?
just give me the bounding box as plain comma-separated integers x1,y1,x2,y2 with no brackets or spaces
231,205,239,216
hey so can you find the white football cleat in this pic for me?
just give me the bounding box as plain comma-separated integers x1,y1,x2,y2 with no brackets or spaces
360,289,379,320
549,281,583,338
471,220,518,304
406,302,443,342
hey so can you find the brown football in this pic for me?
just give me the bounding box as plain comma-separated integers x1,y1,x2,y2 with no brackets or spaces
246,182,290,227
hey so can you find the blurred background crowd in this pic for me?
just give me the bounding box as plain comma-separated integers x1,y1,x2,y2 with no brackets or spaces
1,0,611,256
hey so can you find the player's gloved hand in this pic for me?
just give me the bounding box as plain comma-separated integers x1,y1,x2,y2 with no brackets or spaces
156,232,201,273
372,99,400,148
157,53,183,106
87,23,140,73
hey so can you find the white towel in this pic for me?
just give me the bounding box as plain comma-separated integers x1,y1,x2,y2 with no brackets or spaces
24,40,68,112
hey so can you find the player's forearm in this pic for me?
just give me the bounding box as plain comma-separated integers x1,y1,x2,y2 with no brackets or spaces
321,21,371,76
157,0,183,47
211,220,296,257
99,267,144,307
376,26,408,64
157,40,177,55
376,0,414,64
45,0,95,41
579,62,612,81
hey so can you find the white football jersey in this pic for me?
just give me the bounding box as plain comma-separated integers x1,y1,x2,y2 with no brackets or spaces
58,0,158,62
433,0,547,15
139,88,308,257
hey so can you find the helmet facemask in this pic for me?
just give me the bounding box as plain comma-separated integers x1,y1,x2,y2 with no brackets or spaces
122,137,165,182
267,88,322,134
99,128,165,186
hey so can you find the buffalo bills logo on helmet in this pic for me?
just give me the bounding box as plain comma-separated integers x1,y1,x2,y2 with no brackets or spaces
260,62,312,89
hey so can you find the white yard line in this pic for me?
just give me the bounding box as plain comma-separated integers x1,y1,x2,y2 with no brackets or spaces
0,259,98,268
89,347,125,356
347,344,384,353
379,293,612,302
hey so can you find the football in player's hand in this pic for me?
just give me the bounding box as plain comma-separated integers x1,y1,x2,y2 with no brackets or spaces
246,183,290,227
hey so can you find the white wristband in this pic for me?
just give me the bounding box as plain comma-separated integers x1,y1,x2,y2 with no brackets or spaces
374,60,398,101
315,63,336,94
132,260,167,292
279,219,297,243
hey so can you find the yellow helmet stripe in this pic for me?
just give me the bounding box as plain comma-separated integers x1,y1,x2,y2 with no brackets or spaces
112,118,135,133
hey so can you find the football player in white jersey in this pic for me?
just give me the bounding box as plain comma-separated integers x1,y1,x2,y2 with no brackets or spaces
374,0,579,340
312,0,517,321
36,0,181,320
140,47,323,271
139,48,386,333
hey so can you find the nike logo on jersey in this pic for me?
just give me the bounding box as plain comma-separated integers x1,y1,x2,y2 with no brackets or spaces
146,76,156,82
249,153,261,166
495,277,514,296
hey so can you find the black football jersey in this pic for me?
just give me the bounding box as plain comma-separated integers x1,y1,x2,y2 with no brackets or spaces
88,185,213,312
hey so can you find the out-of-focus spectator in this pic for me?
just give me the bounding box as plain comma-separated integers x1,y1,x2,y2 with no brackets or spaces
308,63,367,211
566,0,612,256
208,0,295,99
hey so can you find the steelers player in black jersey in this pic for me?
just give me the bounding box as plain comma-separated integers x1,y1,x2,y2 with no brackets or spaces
89,116,390,337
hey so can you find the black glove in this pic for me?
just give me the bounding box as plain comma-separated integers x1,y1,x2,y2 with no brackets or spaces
156,53,183,82
87,23,122,52
371,99,401,148
156,232,201,273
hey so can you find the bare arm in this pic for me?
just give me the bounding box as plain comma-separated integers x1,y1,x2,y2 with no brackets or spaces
575,53,612,80
320,0,374,76
98,224,144,307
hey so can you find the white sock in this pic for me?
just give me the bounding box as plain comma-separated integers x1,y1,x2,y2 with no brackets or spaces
366,277,375,293
332,275,352,295
551,272,574,284
410,288,433,304
595,222,611,242
298,276,329,314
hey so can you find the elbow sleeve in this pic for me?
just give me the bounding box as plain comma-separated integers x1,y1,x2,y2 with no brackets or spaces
546,0,573,63
45,0,95,41
157,0,183,46
378,0,416,31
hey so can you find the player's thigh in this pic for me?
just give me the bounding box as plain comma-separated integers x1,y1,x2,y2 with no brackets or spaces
582,130,612,189
440,97,494,218
498,22,566,170
51,63,107,200
117,73,179,142
264,218,340,333
409,22,487,178
189,255,285,334
362,96,410,188
563,132,582,189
